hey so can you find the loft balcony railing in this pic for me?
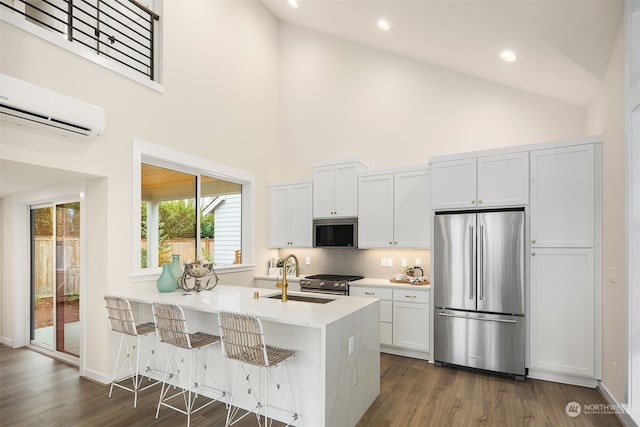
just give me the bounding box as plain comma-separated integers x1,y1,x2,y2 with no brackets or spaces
1,0,160,80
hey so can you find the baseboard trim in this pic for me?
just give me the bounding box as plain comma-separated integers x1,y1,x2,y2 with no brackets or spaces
528,368,598,388
598,381,639,427
380,345,429,361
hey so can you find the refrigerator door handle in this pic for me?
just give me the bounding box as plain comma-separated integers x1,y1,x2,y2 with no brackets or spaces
479,224,484,300
469,225,475,300
437,312,518,324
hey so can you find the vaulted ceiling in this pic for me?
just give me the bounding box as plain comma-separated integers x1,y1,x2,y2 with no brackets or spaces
261,0,624,107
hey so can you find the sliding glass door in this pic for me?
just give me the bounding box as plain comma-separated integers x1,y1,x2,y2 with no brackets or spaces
31,202,81,357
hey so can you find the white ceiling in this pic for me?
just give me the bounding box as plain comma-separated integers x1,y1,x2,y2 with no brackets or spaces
261,0,624,107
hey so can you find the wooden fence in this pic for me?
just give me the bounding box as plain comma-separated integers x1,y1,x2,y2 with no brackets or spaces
141,238,216,267
33,237,80,297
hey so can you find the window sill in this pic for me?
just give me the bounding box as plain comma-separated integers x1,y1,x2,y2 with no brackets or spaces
130,264,256,283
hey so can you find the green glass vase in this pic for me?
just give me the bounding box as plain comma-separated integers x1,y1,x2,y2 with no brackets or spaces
156,262,177,293
170,254,183,286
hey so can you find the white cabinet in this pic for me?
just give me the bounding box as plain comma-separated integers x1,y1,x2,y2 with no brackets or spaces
313,161,365,218
529,248,595,377
349,286,393,345
392,289,429,352
267,181,312,248
350,285,430,353
358,168,431,249
431,152,529,210
528,142,599,384
530,144,595,248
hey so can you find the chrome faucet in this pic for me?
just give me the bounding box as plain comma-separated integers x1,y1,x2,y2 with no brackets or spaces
277,254,299,302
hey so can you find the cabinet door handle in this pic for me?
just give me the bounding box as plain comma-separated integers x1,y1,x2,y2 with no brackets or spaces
365,292,375,296
471,200,476,204
389,241,393,245
405,295,417,299
531,239,536,244
531,252,536,256
394,241,398,245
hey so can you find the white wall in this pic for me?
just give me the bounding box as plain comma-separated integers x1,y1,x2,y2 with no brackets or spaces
586,25,627,403
276,23,587,180
0,0,279,380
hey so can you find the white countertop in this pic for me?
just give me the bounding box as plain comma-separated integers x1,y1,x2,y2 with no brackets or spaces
120,284,377,329
351,277,431,290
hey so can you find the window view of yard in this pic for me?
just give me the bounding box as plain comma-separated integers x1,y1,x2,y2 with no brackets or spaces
140,163,242,269
31,203,80,355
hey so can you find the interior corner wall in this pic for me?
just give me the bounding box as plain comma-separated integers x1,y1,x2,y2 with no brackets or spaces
0,0,279,380
276,23,587,180
586,24,627,404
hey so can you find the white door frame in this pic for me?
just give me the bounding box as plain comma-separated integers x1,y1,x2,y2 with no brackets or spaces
626,0,640,424
4,182,87,373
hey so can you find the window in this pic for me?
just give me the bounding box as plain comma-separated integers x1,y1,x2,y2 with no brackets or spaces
133,140,254,276
0,0,162,87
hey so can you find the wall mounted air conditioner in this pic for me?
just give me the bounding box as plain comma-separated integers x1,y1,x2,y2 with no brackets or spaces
0,73,105,138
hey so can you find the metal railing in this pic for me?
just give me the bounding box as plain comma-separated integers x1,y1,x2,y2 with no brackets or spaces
1,0,159,80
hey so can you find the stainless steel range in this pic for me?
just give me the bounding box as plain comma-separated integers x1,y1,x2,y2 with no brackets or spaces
300,274,364,295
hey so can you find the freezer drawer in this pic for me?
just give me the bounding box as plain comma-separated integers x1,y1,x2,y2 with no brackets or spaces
434,309,525,377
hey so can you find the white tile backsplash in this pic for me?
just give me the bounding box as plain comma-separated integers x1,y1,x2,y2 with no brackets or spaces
274,248,430,279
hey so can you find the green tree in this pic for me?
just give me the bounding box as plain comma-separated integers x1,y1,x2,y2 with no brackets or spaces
201,213,215,238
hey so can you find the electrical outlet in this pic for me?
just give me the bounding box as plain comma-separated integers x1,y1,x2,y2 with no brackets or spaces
348,336,355,355
305,256,311,265
387,258,393,267
381,258,387,267
401,258,408,267
415,258,422,267
608,267,617,283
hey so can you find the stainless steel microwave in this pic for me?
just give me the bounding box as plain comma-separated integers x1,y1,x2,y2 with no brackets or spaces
313,218,358,248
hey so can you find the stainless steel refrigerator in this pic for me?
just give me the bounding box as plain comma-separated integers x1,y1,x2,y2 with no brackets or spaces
434,209,526,378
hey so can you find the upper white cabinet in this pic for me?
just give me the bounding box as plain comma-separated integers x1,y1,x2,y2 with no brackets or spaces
267,181,312,248
431,152,529,210
313,161,366,218
358,168,431,249
530,144,595,247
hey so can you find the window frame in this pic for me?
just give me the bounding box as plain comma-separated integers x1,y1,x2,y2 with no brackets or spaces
0,0,164,92
131,139,255,280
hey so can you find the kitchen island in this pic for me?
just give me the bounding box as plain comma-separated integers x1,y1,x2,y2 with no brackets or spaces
119,285,380,427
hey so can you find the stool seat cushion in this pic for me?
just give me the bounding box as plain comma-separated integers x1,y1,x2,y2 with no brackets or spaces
135,322,157,336
188,332,220,349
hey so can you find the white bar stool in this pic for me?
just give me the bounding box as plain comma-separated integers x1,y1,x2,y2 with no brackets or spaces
104,295,160,408
152,302,225,426
218,311,299,427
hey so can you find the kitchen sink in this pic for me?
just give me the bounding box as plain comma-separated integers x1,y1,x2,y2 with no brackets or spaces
264,294,335,304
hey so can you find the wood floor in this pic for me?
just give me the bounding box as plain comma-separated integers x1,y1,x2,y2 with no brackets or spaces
0,345,622,427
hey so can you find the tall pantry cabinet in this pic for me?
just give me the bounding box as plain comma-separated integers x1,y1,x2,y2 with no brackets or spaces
528,143,599,385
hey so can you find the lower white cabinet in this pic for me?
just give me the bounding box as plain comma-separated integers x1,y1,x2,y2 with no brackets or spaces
392,289,429,352
350,286,393,345
529,248,595,378
350,285,429,353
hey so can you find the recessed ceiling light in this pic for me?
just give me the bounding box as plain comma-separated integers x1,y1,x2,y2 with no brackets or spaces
500,50,517,62
288,0,299,8
377,19,390,31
